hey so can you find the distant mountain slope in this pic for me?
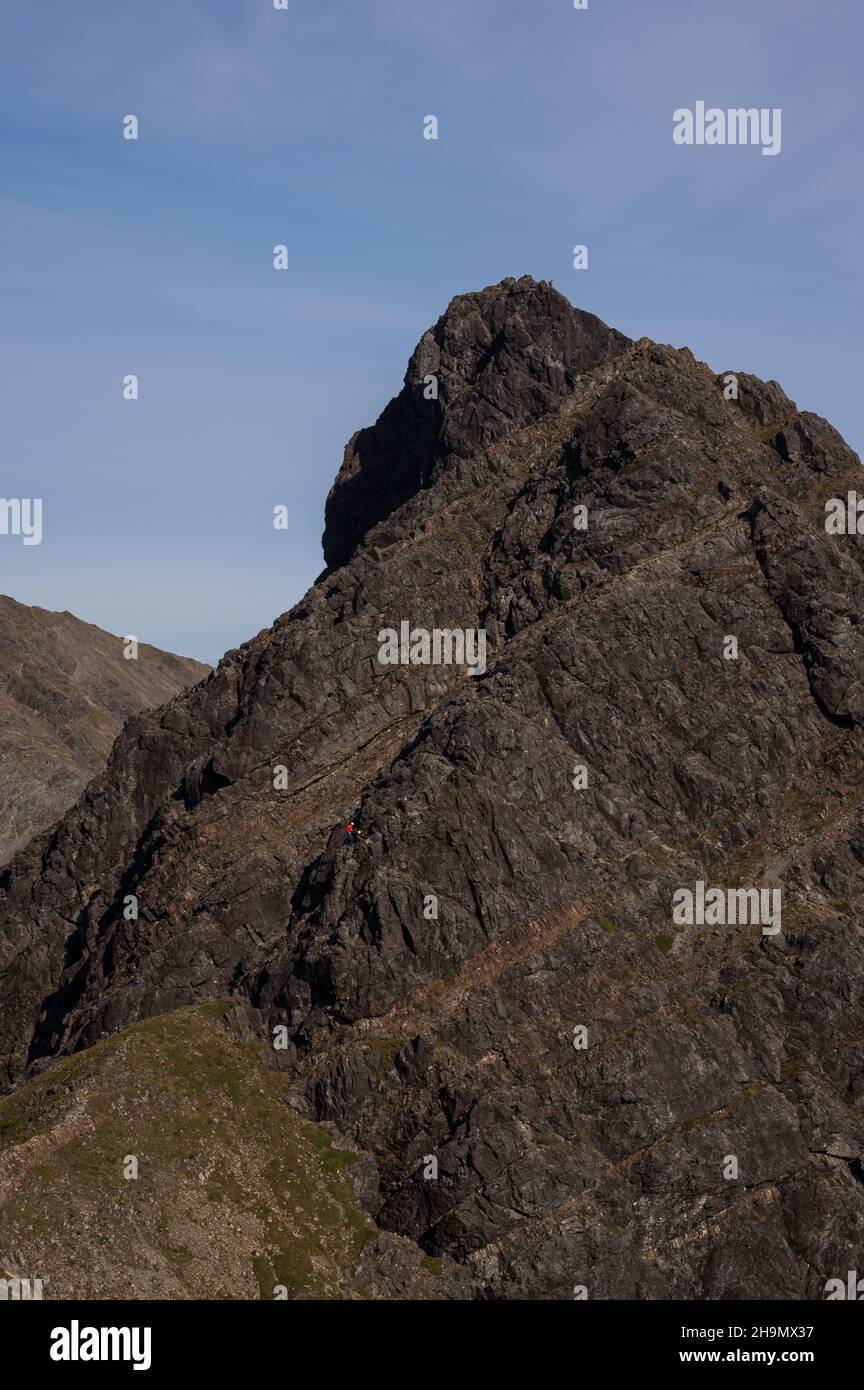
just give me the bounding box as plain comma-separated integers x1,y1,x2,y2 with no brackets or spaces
0,596,209,863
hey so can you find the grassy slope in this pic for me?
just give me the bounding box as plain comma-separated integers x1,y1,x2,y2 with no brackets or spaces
0,1004,383,1300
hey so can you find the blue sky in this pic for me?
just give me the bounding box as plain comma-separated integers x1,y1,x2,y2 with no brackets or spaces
1,0,860,663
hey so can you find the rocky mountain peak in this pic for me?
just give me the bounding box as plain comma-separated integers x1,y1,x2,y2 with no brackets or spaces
2,282,864,1300
322,275,630,569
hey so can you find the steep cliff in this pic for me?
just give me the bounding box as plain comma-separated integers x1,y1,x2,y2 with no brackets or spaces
2,276,863,1299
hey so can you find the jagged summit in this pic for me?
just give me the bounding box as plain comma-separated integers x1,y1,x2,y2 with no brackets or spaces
322,276,630,569
2,282,864,1299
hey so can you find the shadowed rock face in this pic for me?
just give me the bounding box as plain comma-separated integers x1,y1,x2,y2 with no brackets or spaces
2,275,864,1300
0,597,209,864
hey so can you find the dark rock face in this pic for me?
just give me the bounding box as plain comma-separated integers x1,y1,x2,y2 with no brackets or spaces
0,596,209,864
322,277,629,570
2,276,864,1300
